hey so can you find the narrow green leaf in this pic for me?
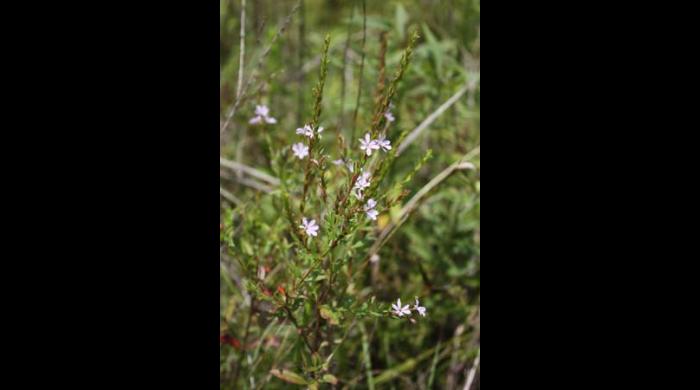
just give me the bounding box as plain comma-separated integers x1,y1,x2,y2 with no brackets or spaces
322,373,338,384
270,368,308,385
395,3,408,40
319,305,340,325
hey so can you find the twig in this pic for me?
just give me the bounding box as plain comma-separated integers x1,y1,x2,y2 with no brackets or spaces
359,321,375,390
220,1,301,135
220,157,280,186
397,75,478,155
220,186,242,206
299,34,331,213
339,2,355,129
235,0,246,100
231,0,248,177
297,0,306,126
463,348,480,390
236,177,275,193
350,0,367,142
220,168,275,193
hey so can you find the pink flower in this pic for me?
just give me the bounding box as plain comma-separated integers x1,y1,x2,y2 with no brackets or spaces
359,133,380,156
299,218,319,237
292,142,309,159
249,104,277,124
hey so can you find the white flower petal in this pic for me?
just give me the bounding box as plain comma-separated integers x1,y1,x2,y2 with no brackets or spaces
365,199,377,210
300,217,320,238
292,142,309,159
366,209,379,220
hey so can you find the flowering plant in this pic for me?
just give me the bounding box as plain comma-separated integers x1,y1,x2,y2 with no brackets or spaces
220,19,479,387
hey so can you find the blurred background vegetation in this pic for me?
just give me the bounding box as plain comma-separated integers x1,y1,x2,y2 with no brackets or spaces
220,0,479,388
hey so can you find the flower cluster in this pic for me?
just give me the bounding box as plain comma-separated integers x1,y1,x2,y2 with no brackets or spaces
391,298,427,318
359,133,391,156
292,123,331,240
292,124,323,160
287,117,390,240
249,104,277,125
352,171,372,200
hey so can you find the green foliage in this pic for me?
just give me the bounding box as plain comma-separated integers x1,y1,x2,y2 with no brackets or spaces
220,0,479,388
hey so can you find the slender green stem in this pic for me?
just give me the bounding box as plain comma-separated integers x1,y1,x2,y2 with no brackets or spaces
350,0,366,142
